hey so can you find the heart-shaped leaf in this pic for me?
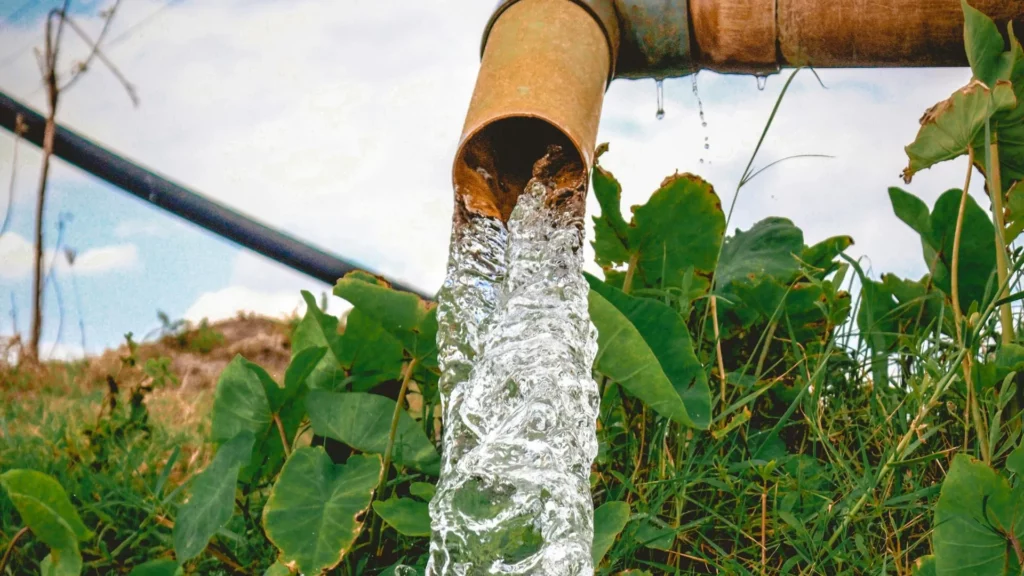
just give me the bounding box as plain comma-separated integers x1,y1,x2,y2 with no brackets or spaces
306,389,440,475
373,498,431,537
173,431,255,562
715,217,804,294
587,277,711,429
263,449,381,575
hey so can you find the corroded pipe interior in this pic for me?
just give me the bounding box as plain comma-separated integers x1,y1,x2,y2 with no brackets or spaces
452,0,611,222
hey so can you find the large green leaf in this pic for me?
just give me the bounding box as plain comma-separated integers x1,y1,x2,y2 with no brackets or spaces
0,469,91,576
263,449,381,575
962,0,1015,87
928,188,997,311
903,80,1015,183
373,498,431,537
591,165,725,293
292,291,349,391
338,308,405,391
933,454,1024,575
173,432,255,562
128,560,183,576
912,555,936,576
587,278,711,429
306,389,440,475
592,501,630,566
210,354,315,483
889,187,932,239
334,271,439,367
982,27,1024,192
210,356,272,444
715,217,804,292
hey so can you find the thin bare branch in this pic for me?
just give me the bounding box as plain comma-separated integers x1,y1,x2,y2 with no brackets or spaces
60,0,124,94
62,14,138,106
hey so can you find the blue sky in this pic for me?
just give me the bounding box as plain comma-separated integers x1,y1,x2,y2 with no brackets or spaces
0,0,978,357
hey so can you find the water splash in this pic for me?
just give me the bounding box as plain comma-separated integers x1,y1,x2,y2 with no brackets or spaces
655,78,665,120
429,181,600,575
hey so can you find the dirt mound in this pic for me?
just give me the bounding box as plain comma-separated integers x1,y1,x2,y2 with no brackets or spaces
87,313,295,391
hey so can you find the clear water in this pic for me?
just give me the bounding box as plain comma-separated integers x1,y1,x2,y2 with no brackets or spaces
428,181,600,575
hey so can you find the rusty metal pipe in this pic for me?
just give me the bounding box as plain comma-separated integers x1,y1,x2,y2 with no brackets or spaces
453,0,1023,219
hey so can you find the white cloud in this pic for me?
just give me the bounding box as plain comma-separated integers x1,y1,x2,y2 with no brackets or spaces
72,243,139,274
0,232,138,279
184,285,331,324
0,233,34,280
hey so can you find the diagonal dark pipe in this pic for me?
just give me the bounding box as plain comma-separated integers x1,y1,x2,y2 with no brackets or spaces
0,90,431,300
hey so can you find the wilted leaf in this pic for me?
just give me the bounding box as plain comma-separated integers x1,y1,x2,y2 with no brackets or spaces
592,501,630,566
263,450,381,575
587,277,711,429
306,389,440,475
903,80,1015,183
173,432,255,562
373,498,431,537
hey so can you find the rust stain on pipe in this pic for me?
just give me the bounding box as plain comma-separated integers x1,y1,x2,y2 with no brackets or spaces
775,0,1021,68
452,0,611,223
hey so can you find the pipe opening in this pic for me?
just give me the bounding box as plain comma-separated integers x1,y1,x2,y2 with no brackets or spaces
453,116,585,223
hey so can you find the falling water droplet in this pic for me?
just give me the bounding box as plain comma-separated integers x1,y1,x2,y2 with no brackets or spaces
699,159,705,164
756,75,768,91
704,143,709,150
655,79,665,120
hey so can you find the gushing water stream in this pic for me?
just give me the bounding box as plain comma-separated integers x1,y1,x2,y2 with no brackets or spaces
427,176,600,575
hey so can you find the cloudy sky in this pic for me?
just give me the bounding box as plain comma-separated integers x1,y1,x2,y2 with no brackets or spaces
0,0,980,357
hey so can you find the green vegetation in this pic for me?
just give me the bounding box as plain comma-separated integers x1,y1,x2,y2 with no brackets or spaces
3,1,1024,574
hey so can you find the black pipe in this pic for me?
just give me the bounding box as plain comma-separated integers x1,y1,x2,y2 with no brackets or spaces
0,90,431,299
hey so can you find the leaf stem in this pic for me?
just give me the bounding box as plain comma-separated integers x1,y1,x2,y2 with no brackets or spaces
381,358,418,485
985,129,1014,345
952,148,991,462
0,526,29,574
273,414,291,459
622,252,640,295
710,295,727,404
